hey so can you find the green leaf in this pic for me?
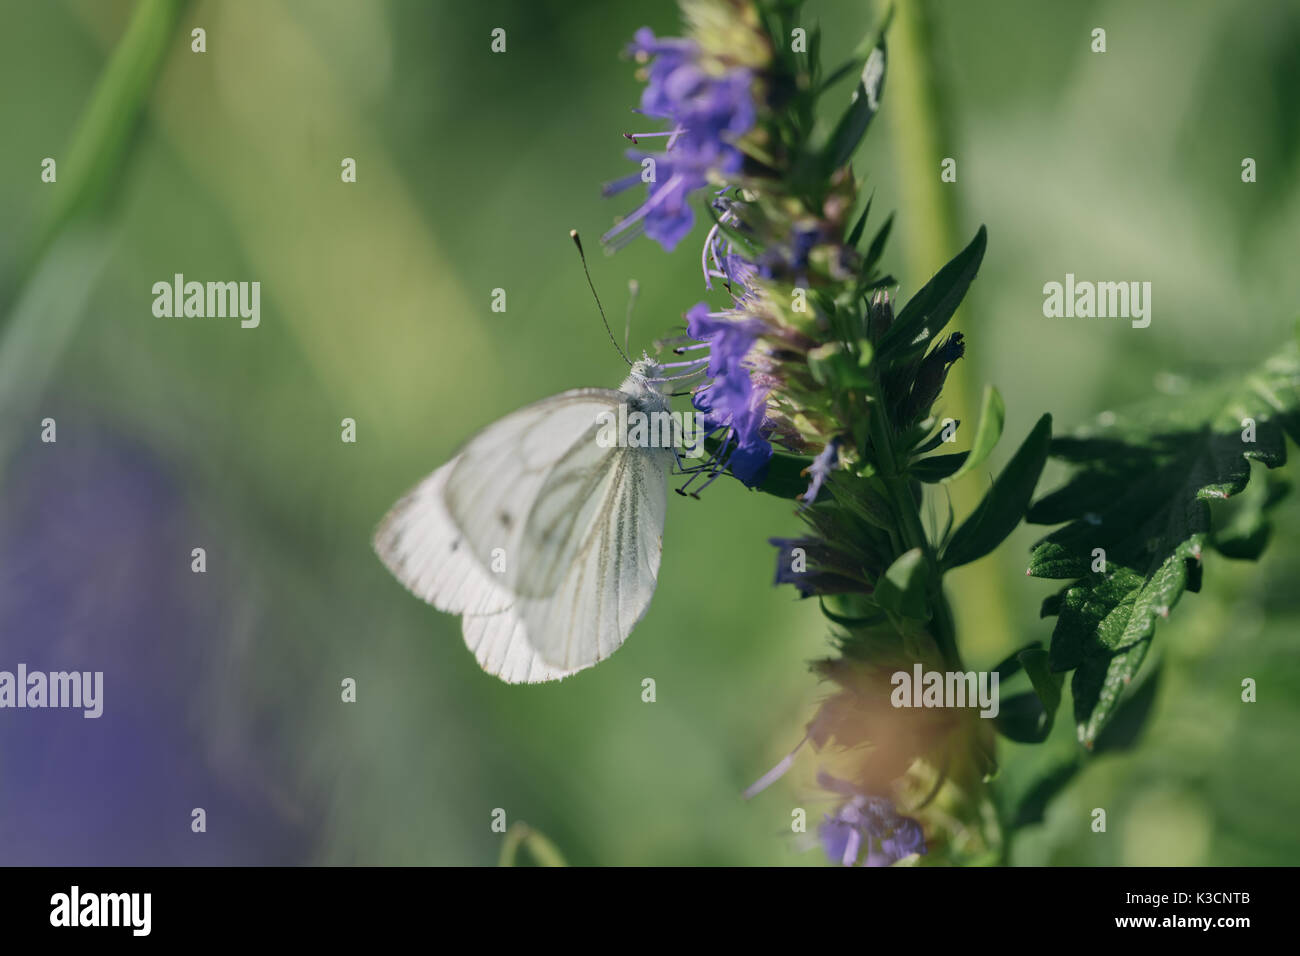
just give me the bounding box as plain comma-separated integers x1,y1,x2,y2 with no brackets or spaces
913,419,961,454
873,547,930,620
1091,666,1161,754
821,33,887,173
818,56,862,95
818,596,887,629
758,449,816,500
1000,662,1159,828
910,451,968,483
992,640,1039,680
992,643,1063,744
1027,341,1300,746
878,225,987,359
995,694,1053,744
943,385,1005,483
942,414,1052,570
825,472,895,530
1041,569,1144,672
859,212,893,282
1021,647,1064,737
808,341,872,390
805,23,823,81
702,436,812,501
1210,470,1290,559
847,193,873,248
1008,759,1082,828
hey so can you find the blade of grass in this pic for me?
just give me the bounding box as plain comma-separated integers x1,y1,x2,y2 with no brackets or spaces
498,823,568,867
15,0,188,301
0,0,188,472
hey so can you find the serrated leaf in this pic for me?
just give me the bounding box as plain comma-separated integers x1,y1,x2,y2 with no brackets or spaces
1091,666,1160,754
1042,569,1143,672
1071,637,1151,748
1028,341,1300,746
1210,470,1290,559
942,414,1052,570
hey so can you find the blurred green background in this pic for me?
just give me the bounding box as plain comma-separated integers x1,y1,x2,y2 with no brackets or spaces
1,0,1297,865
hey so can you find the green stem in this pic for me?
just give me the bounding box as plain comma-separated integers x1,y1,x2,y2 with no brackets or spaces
878,0,1015,666
866,384,962,669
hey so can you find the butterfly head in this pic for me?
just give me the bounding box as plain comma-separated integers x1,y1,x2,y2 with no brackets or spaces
620,354,675,408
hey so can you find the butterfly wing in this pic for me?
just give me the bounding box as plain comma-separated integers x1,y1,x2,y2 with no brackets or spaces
374,457,512,616
460,605,578,684
506,439,671,670
378,388,666,682
440,390,626,594
374,455,579,682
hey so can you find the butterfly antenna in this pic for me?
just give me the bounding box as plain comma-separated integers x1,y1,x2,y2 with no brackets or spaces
571,229,633,367
624,279,638,357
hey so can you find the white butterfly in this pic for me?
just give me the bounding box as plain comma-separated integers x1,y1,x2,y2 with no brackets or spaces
374,357,678,683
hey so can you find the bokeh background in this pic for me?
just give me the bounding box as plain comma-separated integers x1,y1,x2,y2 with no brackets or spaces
1,0,1298,865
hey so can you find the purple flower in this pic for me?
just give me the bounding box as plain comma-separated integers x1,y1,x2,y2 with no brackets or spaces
685,302,773,485
701,200,761,299
815,772,927,867
818,817,863,866
801,437,841,504
629,28,695,113
722,438,773,487
881,817,927,862
685,302,763,376
863,846,895,867
602,156,698,250
757,225,823,282
604,28,758,252
769,537,864,597
720,251,759,296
